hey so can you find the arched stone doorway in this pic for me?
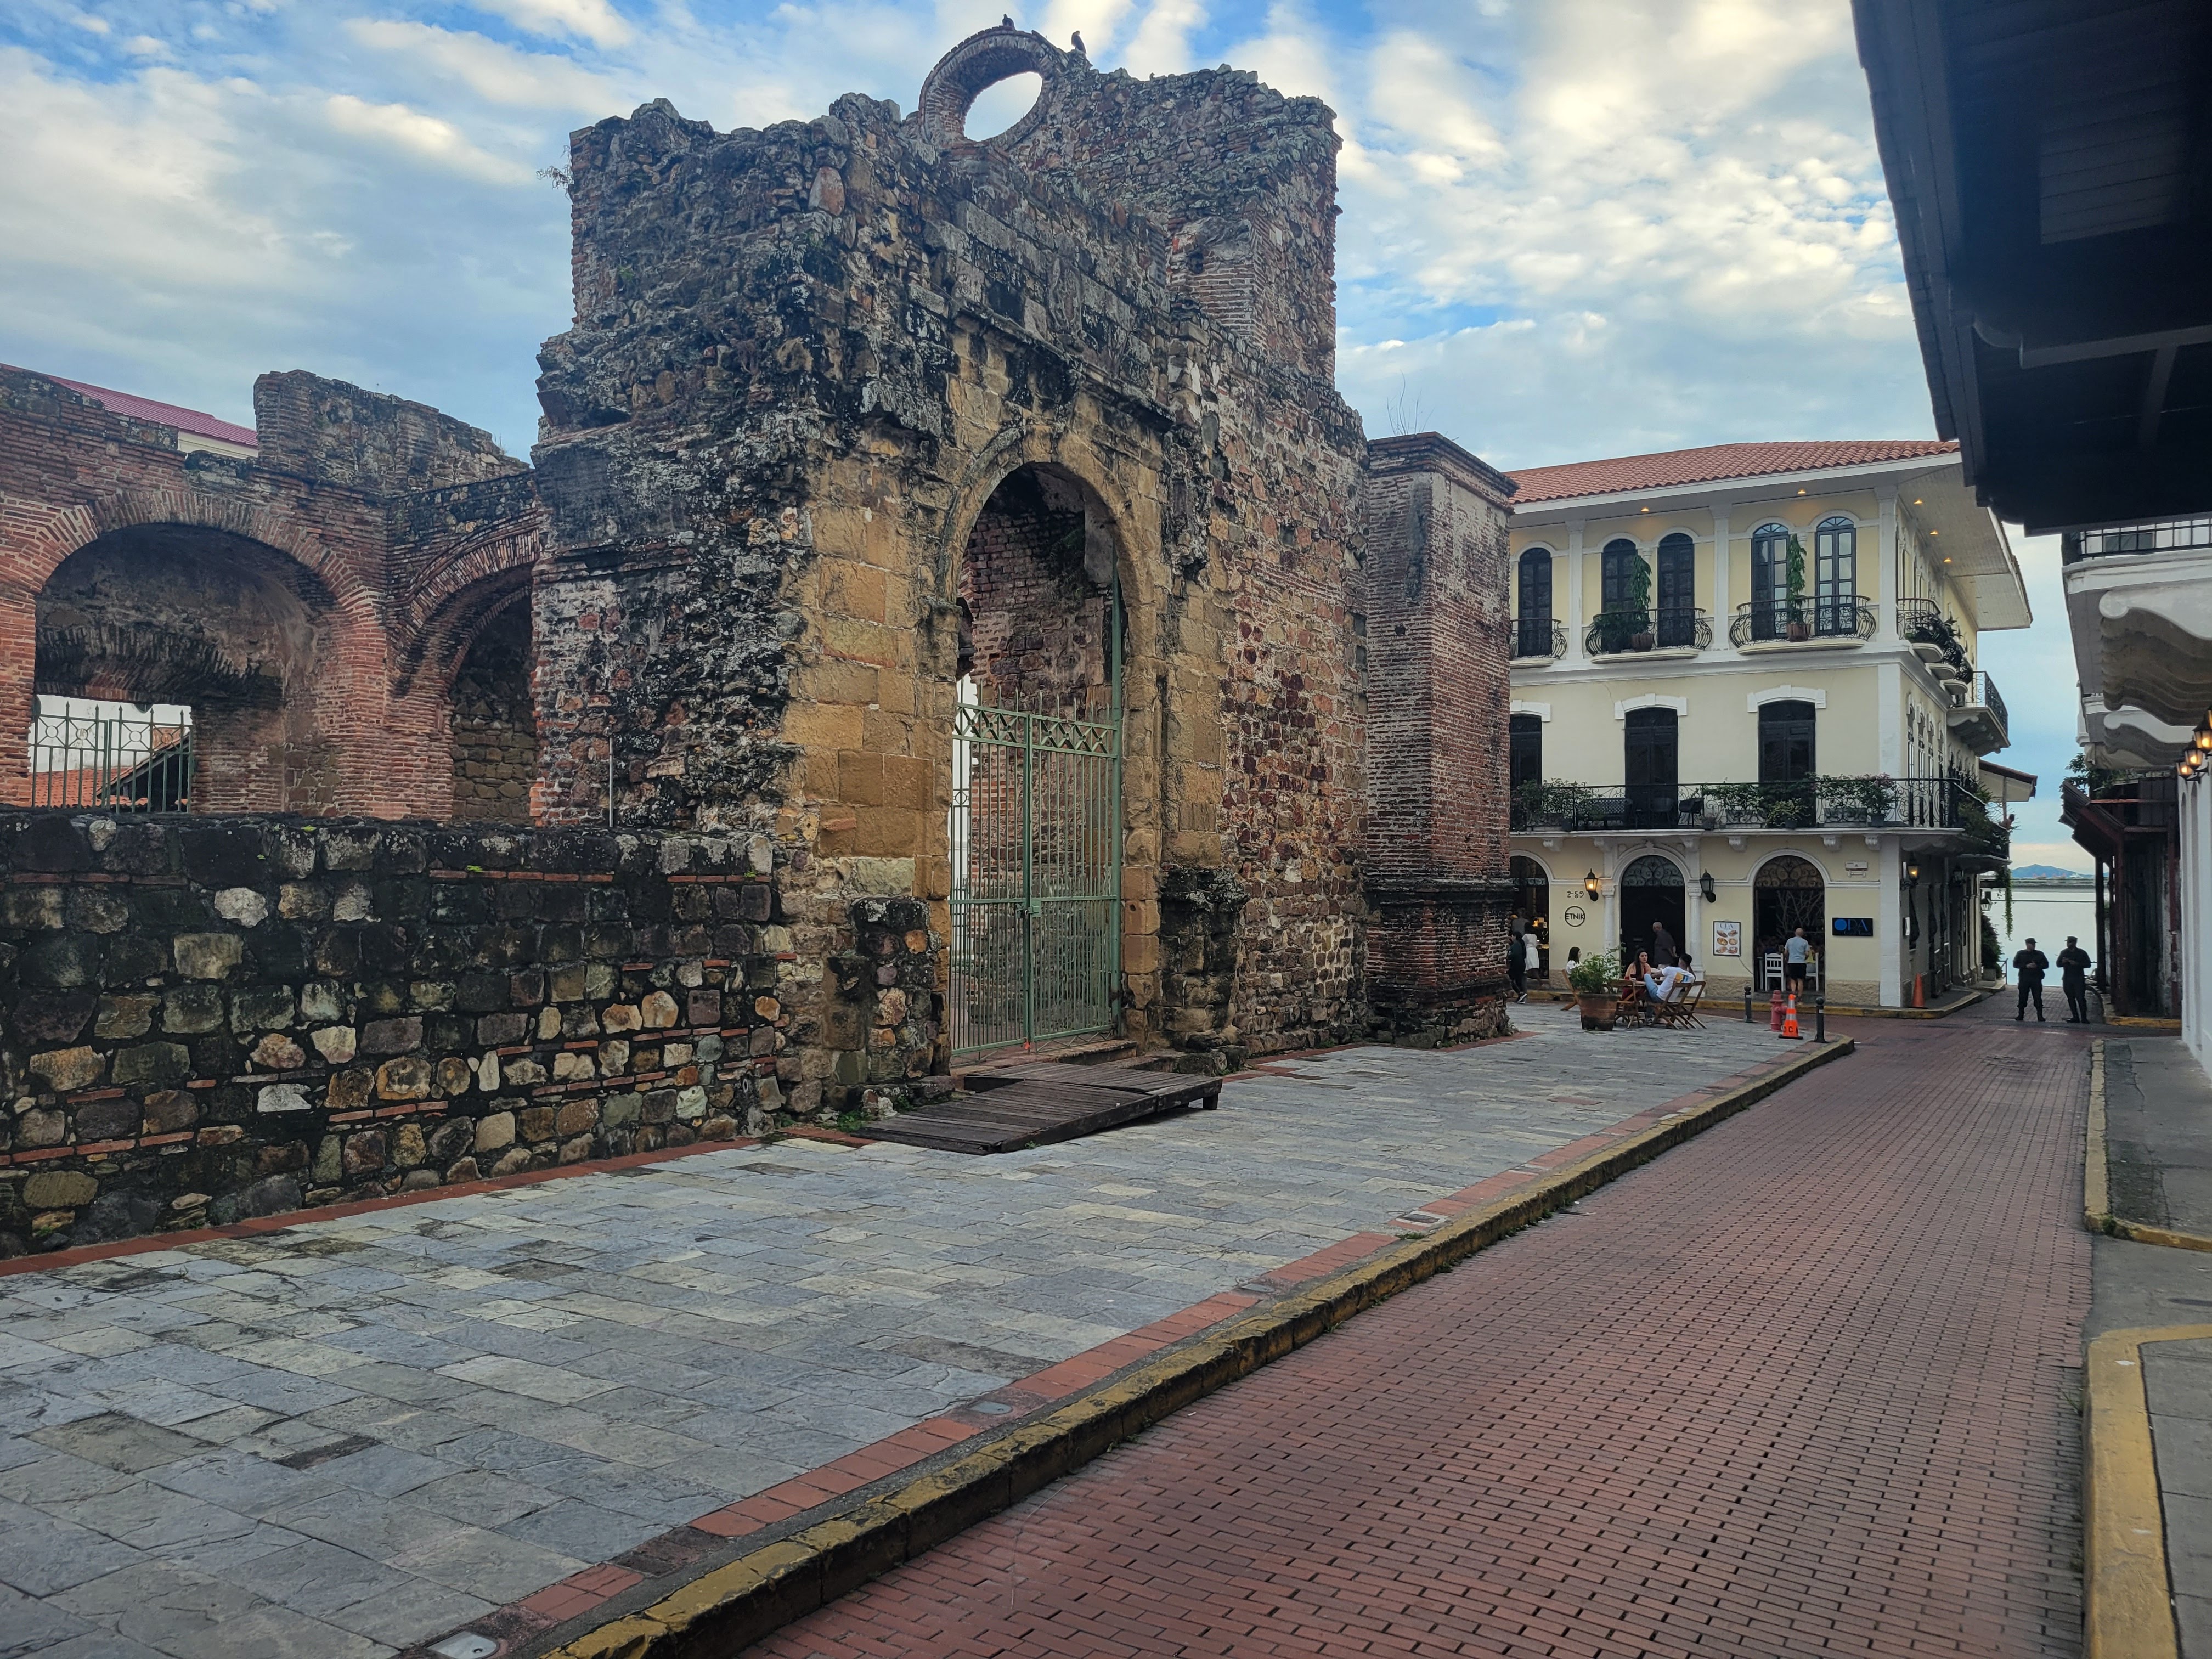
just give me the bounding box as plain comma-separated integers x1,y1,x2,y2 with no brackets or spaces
32,523,334,813
949,463,1125,1054
1754,855,1827,989
1619,853,1686,967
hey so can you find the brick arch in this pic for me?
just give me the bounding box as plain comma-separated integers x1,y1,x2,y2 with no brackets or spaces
935,425,1155,616
7,487,375,618
390,521,543,697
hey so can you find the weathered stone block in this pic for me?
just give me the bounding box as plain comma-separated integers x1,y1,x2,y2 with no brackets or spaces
114,1044,190,1088
25,1171,97,1210
341,1131,386,1176
310,1026,357,1064
251,1034,307,1070
173,934,242,980
94,995,156,1041
475,1111,516,1152
374,1057,432,1100
360,1016,422,1057
257,1082,313,1114
31,1046,103,1094
74,1098,138,1141
142,1092,198,1135
161,985,225,1034
520,1107,556,1142
554,1099,599,1136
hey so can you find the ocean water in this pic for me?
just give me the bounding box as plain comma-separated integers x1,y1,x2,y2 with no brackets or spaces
1991,887,2099,979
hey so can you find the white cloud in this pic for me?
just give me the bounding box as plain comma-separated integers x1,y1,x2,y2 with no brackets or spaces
1039,0,1139,59
325,93,534,183
343,18,619,112
471,0,633,48
1122,0,1206,76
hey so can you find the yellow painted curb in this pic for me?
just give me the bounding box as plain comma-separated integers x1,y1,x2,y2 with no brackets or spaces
2085,1324,2212,1659
2089,1041,2111,1228
537,1036,1856,1659
2084,1039,2212,1252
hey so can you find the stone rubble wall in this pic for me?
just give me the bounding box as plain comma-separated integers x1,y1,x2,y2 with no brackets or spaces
0,811,926,1257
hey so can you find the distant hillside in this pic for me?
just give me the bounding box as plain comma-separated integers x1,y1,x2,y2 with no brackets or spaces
2012,864,2094,884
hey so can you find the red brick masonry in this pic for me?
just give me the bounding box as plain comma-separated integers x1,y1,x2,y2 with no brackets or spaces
757,1007,2091,1658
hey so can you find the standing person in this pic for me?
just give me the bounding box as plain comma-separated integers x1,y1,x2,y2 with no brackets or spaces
2057,936,2094,1023
1784,926,1811,997
1522,923,1543,1000
1505,913,1527,1002
1650,919,1679,968
2013,937,2050,1022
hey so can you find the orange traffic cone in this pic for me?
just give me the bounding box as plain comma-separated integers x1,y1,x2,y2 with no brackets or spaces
1779,992,1801,1039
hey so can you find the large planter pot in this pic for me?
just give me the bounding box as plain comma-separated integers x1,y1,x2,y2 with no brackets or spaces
1578,994,1618,1031
1629,633,1656,652
1785,621,1813,642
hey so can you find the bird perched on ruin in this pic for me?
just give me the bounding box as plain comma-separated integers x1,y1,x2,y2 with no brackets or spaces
1071,29,1087,55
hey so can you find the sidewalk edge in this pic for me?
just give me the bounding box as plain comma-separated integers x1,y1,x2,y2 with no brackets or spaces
540,1035,1856,1659
2085,1324,2212,1659
2084,1039,2212,1253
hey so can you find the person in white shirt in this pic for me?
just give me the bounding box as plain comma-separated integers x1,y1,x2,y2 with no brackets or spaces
1641,956,1690,1005
1783,927,1812,994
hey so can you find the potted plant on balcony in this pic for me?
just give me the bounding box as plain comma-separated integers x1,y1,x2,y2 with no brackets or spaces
1816,773,1897,826
1626,555,1655,651
1567,949,1621,1030
1784,533,1812,641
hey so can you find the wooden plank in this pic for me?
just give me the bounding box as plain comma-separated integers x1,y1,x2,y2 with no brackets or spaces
867,1069,1221,1155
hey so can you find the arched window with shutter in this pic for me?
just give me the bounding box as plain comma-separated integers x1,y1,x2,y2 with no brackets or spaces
1814,516,1857,635
1656,532,1694,646
1750,523,1790,641
1516,548,1553,657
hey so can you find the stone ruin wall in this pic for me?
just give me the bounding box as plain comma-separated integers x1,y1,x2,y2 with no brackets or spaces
527,29,1385,1090
0,25,1518,1250
0,811,900,1256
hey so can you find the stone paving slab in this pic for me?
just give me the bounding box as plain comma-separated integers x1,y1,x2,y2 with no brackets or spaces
0,1006,1787,1656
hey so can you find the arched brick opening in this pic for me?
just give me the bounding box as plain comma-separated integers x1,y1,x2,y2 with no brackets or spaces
448,595,537,823
957,465,1120,720
31,523,339,813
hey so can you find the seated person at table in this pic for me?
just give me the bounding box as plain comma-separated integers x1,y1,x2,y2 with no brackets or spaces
1640,952,1690,1005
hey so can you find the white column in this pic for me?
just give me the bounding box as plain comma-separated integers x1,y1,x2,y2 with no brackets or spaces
1710,500,1732,649
1565,518,1587,663
1877,836,1904,1007
1876,485,1899,641
1877,661,1904,780
2186,781,2207,1071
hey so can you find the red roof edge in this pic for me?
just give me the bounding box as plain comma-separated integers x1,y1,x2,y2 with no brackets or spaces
32,370,258,449
1505,439,1957,505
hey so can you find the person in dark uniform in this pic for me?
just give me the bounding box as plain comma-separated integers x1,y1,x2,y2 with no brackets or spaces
1650,919,1679,969
2057,936,2094,1023
2012,937,2050,1022
1506,913,1527,1002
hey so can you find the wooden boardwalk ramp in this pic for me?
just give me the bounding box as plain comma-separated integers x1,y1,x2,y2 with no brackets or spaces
866,1062,1220,1155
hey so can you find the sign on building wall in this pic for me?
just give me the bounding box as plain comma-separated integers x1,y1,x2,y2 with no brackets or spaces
1832,917,1875,937
1712,921,1741,956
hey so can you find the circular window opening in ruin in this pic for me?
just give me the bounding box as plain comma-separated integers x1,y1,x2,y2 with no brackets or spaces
962,71,1042,139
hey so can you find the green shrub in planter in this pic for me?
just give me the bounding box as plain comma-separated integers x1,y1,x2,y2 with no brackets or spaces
1567,950,1618,996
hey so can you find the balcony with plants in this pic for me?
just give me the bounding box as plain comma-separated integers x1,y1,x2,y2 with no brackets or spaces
1510,772,2008,855
1729,531,1874,646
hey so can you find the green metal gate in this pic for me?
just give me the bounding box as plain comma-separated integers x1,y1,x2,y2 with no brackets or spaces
948,691,1121,1056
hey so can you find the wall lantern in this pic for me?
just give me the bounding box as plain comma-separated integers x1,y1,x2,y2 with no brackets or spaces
2196,724,2212,753
1583,871,1601,900
1904,859,1921,885
1699,872,1717,902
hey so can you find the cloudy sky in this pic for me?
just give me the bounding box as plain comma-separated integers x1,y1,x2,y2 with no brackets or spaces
0,0,2085,866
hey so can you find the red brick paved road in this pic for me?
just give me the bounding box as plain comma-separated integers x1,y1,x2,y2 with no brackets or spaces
758,1004,2092,1657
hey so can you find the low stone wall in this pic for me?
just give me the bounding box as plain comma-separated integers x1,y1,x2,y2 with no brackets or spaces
0,812,928,1255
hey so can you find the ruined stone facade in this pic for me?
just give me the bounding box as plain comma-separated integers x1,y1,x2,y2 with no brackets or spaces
0,25,1516,1253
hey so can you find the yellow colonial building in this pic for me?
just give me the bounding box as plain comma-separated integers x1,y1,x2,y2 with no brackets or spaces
1503,441,2030,1009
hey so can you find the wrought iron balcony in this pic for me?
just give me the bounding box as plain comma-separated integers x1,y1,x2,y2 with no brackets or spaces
2062,517,2212,565
1728,596,1877,646
1896,597,1971,674
1508,616,1568,660
1511,774,2006,849
1946,669,2008,753
1584,606,1712,657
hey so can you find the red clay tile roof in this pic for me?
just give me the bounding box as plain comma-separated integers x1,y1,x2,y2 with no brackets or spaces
36,371,257,449
1506,439,1956,505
